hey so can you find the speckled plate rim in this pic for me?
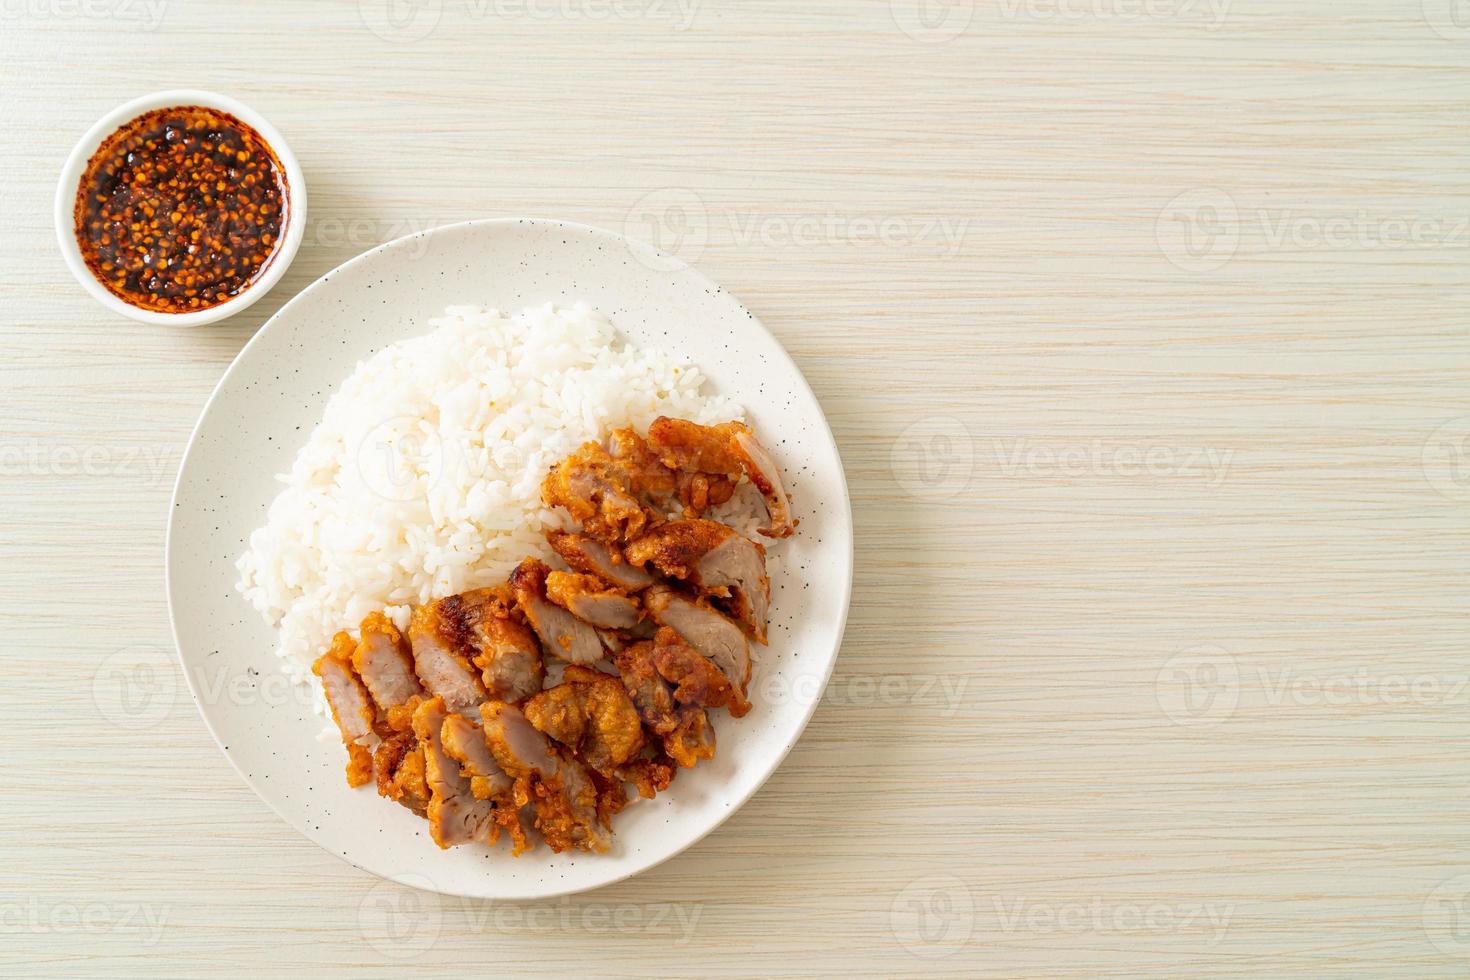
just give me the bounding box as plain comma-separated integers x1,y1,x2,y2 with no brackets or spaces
165,217,853,899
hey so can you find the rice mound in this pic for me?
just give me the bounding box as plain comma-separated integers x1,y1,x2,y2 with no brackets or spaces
236,302,741,689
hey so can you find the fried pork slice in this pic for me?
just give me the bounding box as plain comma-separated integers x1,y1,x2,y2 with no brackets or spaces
546,571,641,629
644,585,753,696
650,626,751,718
612,640,681,736
481,701,558,780
534,749,612,854
625,519,770,643
522,665,645,774
412,697,497,849
408,601,489,717
314,631,376,788
540,441,653,545
613,638,721,769
665,707,717,769
353,612,425,733
447,587,545,703
510,558,606,664
441,712,531,855
608,427,678,499
617,755,677,798
441,713,513,802
547,530,654,592
480,702,610,853
374,731,430,817
647,417,795,538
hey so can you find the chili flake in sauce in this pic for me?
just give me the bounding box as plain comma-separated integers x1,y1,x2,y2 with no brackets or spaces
73,105,289,314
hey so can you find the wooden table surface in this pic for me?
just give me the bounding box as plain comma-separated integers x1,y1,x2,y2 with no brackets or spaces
4,1,1470,975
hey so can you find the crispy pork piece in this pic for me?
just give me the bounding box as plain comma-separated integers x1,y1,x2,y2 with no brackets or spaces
624,421,736,516
664,707,717,769
546,571,641,629
452,588,545,702
473,618,544,704
625,519,770,643
613,638,722,768
408,600,489,717
413,698,498,849
374,731,430,817
646,417,794,537
439,712,533,855
540,442,653,545
644,585,753,696
522,665,646,774
480,701,610,853
441,713,513,802
609,427,679,498
314,631,377,788
650,626,751,718
510,558,606,664
426,589,543,704
533,749,612,853
546,530,654,592
612,640,681,736
481,701,558,780
616,755,677,798
353,612,424,733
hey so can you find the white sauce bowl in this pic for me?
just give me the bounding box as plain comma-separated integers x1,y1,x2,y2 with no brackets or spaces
55,89,307,327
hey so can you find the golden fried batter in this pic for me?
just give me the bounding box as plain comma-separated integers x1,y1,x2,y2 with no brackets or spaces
664,707,717,769
608,427,678,498
522,665,646,774
374,731,430,817
647,417,794,536
541,441,654,545
651,627,750,718
314,631,376,788
546,570,641,629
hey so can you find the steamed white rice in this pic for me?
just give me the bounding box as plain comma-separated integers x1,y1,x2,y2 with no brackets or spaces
236,302,741,691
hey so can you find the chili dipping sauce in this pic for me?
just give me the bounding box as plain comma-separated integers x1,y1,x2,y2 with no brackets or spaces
73,105,289,314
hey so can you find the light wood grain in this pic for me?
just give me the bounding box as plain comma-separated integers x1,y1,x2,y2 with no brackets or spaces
4,0,1470,975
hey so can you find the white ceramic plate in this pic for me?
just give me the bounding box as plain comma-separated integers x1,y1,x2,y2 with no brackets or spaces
167,218,852,899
